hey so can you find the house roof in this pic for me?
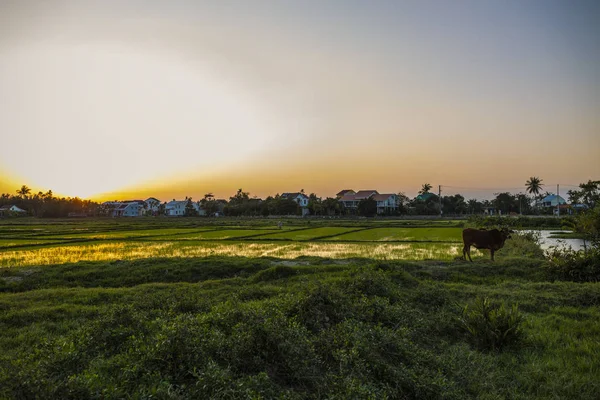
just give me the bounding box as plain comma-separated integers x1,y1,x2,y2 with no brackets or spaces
281,192,308,200
354,190,378,199
339,194,358,202
145,197,160,202
416,192,436,201
541,194,566,204
166,200,187,207
336,189,355,197
0,205,26,212
372,194,396,201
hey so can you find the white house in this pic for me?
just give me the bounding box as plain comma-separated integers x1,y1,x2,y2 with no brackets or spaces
102,200,144,217
338,190,379,210
337,190,398,214
0,205,27,217
281,192,310,216
115,201,144,217
373,194,398,214
165,200,204,216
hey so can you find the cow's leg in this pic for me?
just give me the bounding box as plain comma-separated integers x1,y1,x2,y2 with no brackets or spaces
490,249,495,261
464,245,473,262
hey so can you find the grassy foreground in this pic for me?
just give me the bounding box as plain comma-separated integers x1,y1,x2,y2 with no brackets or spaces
0,219,598,398
1,256,599,399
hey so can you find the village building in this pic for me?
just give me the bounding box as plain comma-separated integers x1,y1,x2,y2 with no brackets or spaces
0,205,27,217
541,194,567,207
337,190,398,214
165,200,204,216
281,192,310,216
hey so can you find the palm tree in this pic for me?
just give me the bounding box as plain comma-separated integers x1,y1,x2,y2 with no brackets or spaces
16,185,31,199
525,177,544,208
419,183,432,194
525,177,543,197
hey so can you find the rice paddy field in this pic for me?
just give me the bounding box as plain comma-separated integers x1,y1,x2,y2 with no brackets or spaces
1,217,598,399
0,219,473,267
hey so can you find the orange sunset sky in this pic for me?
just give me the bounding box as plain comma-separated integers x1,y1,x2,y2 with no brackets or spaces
1,1,599,201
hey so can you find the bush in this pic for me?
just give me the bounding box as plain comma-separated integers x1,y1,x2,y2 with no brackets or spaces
545,246,600,282
501,230,545,259
458,297,525,351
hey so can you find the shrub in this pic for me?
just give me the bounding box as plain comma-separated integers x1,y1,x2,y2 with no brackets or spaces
545,246,600,282
251,265,297,282
458,297,525,351
501,230,545,259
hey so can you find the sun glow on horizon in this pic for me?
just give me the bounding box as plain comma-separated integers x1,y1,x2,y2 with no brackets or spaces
0,39,287,199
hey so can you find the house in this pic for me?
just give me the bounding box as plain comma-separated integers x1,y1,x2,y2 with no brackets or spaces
115,201,145,217
372,194,398,214
336,189,356,197
0,205,27,217
281,192,310,216
338,190,379,210
101,200,145,217
144,197,161,215
541,194,566,207
165,200,204,216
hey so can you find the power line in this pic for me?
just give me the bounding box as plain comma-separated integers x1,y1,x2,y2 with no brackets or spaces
441,183,581,192
441,185,527,191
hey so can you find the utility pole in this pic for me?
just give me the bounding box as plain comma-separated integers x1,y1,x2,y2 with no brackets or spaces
519,194,522,215
557,184,560,217
438,185,442,218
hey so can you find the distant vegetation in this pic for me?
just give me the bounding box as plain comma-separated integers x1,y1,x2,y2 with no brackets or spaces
1,179,598,217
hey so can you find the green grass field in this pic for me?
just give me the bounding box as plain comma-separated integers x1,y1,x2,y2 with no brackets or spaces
327,227,463,242
0,218,598,399
254,227,362,241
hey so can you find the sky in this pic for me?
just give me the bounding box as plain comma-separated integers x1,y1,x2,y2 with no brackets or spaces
1,0,599,201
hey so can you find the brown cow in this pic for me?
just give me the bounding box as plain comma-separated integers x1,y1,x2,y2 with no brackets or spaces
462,228,513,262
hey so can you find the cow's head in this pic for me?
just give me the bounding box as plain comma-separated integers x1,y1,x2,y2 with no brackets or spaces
500,227,514,240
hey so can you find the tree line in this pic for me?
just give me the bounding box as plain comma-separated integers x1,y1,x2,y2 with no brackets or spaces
1,179,598,218
0,185,98,218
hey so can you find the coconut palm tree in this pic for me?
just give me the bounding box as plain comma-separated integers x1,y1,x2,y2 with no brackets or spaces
525,177,544,196
419,183,432,194
525,177,544,209
16,185,31,199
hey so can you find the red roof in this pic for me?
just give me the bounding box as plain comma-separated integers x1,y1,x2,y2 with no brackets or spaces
336,189,355,197
354,190,379,199
372,194,395,201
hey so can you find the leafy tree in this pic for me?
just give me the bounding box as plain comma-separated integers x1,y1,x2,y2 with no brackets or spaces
516,193,532,215
396,192,410,215
467,199,483,214
357,197,377,217
200,193,220,216
184,197,198,217
410,193,439,215
567,180,600,208
307,193,323,215
442,194,467,215
493,192,519,215
229,189,250,205
322,197,343,216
